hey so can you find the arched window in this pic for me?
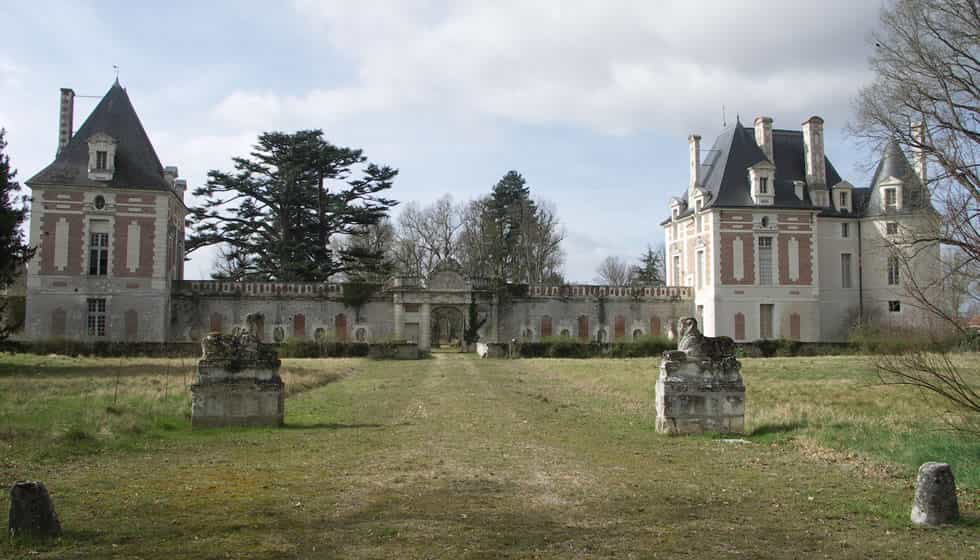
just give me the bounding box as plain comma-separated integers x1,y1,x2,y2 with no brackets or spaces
335,314,348,342
540,315,553,338
577,316,589,341
293,313,306,338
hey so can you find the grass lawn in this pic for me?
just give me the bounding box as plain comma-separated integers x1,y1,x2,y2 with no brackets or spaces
0,352,977,558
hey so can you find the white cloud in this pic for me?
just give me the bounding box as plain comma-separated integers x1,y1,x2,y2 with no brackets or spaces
253,0,880,135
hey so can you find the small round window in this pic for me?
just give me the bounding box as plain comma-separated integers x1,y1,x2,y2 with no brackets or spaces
94,195,106,210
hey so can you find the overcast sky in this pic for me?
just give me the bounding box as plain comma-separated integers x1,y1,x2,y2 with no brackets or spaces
0,0,886,282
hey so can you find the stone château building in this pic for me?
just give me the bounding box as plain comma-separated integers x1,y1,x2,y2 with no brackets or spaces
22,83,939,347
25,81,188,342
663,116,940,342
23,83,692,348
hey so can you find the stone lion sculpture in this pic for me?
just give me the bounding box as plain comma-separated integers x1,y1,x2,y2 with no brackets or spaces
676,317,736,361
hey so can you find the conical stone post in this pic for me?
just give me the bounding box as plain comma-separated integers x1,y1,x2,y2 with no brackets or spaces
8,481,62,539
911,462,959,526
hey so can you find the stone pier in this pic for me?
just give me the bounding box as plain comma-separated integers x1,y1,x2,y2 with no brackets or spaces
190,327,284,428
655,317,745,435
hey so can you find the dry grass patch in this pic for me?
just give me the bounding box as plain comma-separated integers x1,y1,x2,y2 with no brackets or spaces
0,353,977,558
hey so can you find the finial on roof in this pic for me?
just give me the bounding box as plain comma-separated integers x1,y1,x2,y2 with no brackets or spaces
113,65,120,86
736,113,741,125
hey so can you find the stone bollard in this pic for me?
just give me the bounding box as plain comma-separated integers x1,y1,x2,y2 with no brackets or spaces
8,481,61,539
911,462,959,526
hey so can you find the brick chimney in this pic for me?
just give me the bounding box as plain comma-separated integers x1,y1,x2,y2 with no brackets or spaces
57,88,75,156
802,116,826,189
688,134,701,203
912,122,927,185
753,116,773,161
174,179,187,201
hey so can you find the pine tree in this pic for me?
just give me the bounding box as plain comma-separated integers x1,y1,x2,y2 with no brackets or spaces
460,170,563,284
188,130,398,281
0,129,35,339
632,245,665,285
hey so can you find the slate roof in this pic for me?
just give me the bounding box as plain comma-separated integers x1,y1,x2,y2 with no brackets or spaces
27,81,171,191
863,139,934,217
696,121,845,210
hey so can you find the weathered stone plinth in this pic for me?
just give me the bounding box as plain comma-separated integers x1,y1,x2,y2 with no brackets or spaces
911,462,959,526
8,481,61,539
191,332,284,428
655,350,745,435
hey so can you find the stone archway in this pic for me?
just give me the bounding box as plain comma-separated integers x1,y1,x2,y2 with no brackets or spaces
431,306,464,348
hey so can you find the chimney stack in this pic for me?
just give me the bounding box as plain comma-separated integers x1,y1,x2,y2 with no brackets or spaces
912,122,927,185
164,166,179,186
174,179,187,201
57,88,75,156
802,116,826,189
688,134,701,203
793,180,805,201
754,116,773,161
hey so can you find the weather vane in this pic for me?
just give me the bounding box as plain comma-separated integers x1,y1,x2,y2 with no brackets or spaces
113,65,119,82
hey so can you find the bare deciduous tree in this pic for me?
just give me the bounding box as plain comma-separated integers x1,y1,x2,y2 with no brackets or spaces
850,0,978,322
392,196,464,279
850,0,979,428
595,256,631,285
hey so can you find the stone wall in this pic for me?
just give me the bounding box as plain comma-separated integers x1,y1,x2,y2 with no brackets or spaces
170,281,395,344
168,281,694,348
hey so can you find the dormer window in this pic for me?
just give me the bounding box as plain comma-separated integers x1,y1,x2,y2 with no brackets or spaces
831,181,853,213
749,162,775,206
87,132,118,181
884,188,897,210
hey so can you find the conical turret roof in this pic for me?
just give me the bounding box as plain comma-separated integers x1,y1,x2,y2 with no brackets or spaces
864,139,933,216
27,82,170,191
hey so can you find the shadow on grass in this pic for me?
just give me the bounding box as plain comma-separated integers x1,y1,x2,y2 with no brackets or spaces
0,363,193,379
281,422,386,430
750,421,808,438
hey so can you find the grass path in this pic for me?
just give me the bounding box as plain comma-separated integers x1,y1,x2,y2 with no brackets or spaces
2,354,977,559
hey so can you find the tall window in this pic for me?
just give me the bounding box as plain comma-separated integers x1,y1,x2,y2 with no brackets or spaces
758,237,773,285
696,250,704,289
841,253,852,288
759,177,768,194
887,255,900,285
884,188,897,209
86,298,107,337
89,232,109,275
839,191,849,209
95,150,108,170
673,255,682,285
841,222,849,238
760,304,774,339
